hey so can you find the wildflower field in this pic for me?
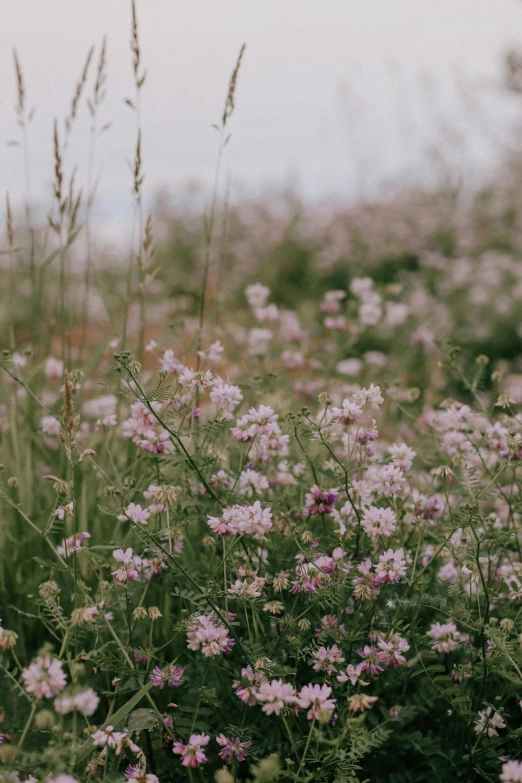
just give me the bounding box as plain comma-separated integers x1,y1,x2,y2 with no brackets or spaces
4,7,522,783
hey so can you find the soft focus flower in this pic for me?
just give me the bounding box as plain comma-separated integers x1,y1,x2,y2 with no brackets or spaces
427,621,460,653
54,688,100,716
257,679,298,715
474,706,506,737
173,733,210,767
92,725,140,755
298,683,336,720
118,503,151,524
22,656,67,699
500,760,522,782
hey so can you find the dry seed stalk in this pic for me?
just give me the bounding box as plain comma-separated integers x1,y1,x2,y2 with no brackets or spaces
133,131,143,202
6,195,13,249
53,121,63,213
130,0,146,88
65,46,94,136
141,212,153,271
222,43,246,128
13,50,25,119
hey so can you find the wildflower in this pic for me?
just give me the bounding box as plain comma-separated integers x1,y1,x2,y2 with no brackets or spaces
375,549,407,584
263,600,284,614
235,501,273,538
361,506,397,538
52,501,74,520
118,503,151,524
257,679,298,715
150,664,184,689
173,733,210,767
186,614,234,657
71,606,99,626
48,777,80,783
331,398,363,425
73,688,100,716
228,569,266,599
377,635,410,666
347,693,378,712
324,315,346,330
142,484,165,513
160,348,183,374
305,485,338,516
337,663,369,687
256,304,279,323
496,394,516,409
208,507,241,536
427,621,460,653
281,349,304,368
275,460,299,486
357,646,384,676
388,442,416,471
122,401,171,454
239,468,269,496
198,340,225,362
353,558,381,601
231,405,278,442
125,765,159,783
56,532,91,558
0,627,18,649
500,760,522,782
216,734,252,762
210,379,243,418
22,656,67,699
474,706,506,737
359,298,382,326
248,328,272,356
92,725,141,755
320,290,345,314
273,571,290,592
41,415,61,437
233,665,267,706
112,548,139,582
39,580,60,599
312,645,345,675
44,356,64,380
433,465,455,479
179,367,214,392
353,384,384,410
298,683,336,720
246,282,270,309
368,464,407,498
54,688,99,716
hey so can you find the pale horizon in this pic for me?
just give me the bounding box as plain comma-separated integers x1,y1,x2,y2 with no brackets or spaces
2,0,522,237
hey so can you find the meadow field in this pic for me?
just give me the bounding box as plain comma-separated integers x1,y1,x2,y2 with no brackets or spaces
3,6,522,783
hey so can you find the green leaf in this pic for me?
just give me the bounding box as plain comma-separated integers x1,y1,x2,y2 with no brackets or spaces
126,708,159,734
73,679,154,765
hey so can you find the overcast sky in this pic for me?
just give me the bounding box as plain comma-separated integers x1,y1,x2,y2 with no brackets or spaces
1,0,522,232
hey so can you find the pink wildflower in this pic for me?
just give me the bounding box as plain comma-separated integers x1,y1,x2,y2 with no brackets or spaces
173,733,210,767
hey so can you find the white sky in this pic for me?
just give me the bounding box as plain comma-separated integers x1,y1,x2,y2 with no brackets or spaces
1,0,522,229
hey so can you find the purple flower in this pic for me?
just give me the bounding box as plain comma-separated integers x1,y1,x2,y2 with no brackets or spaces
216,734,252,762
150,664,184,689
